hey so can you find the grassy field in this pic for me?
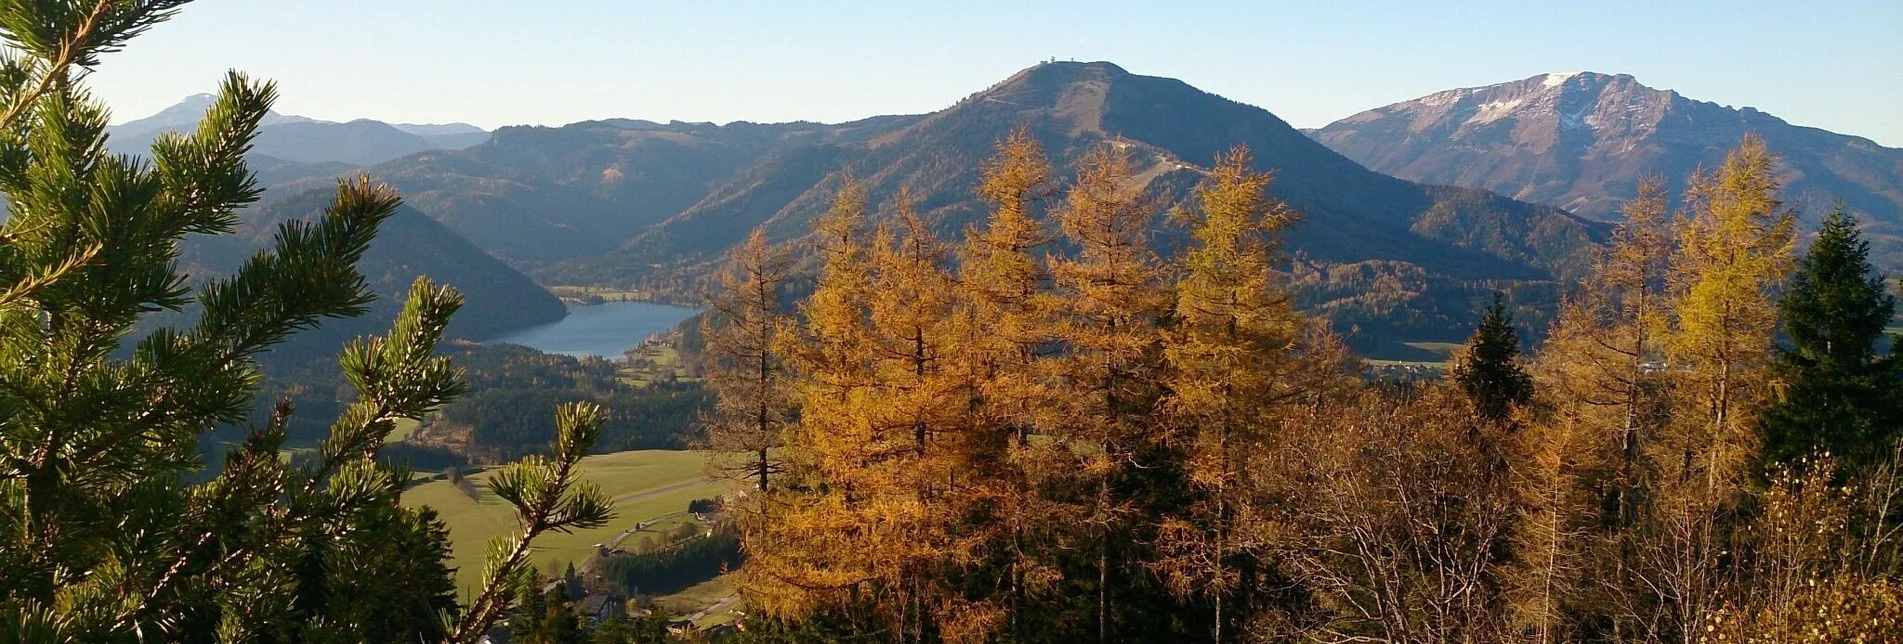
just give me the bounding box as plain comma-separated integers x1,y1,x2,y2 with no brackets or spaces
390,417,421,442
620,343,694,387
1364,341,1463,368
548,285,669,304
402,450,733,595
655,574,741,628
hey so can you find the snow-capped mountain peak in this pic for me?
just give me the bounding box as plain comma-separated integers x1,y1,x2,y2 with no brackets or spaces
1541,72,1580,88
1309,72,1903,271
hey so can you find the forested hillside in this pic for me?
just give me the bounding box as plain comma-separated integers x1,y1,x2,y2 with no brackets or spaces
697,132,1903,641
175,185,566,365
148,185,573,449
362,116,920,263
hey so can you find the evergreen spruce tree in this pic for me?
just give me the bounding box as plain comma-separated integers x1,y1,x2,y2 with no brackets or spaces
511,570,553,643
1762,207,1903,471
538,581,587,644
591,611,674,643
1453,292,1534,421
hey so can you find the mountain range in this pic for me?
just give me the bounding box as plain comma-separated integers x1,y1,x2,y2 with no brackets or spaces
620,62,1596,275
115,62,1900,359
311,62,1605,356
108,93,491,166
107,97,564,359
1308,72,1903,268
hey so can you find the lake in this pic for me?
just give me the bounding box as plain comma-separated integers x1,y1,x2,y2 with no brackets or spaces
486,301,699,359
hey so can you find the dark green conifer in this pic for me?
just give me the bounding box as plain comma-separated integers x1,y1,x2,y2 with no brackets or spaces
539,588,588,644
591,612,674,643
1453,292,1534,421
1762,207,1903,471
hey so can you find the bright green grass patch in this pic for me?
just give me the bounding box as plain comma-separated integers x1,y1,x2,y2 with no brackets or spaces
389,417,421,442
1360,341,1464,369
402,450,731,596
548,286,663,303
274,445,317,464
1363,359,1448,369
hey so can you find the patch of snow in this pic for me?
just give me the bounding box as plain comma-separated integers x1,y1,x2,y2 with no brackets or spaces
1466,98,1525,125
1543,72,1580,88
1560,102,1594,130
1419,90,1462,107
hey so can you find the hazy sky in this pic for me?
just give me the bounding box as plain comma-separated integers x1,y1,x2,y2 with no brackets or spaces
90,0,1903,146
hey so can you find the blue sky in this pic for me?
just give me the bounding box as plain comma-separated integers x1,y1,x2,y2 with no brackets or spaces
90,0,1903,146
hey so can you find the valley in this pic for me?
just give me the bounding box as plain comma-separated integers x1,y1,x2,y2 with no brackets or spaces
131,64,1899,625
61,29,1898,637
159,61,1629,361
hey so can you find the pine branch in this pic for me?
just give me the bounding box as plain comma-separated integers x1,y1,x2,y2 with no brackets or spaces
449,402,612,644
65,178,400,468
0,0,112,129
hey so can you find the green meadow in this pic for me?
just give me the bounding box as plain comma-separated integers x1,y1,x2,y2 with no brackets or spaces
403,450,733,595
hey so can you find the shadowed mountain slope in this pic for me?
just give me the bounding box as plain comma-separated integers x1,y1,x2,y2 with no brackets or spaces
177,186,566,365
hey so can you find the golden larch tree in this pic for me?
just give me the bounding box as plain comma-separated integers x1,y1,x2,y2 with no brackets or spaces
1517,180,1673,638
702,229,793,494
864,193,970,641
952,129,1065,642
1153,147,1300,643
1667,135,1795,494
744,177,900,622
1649,135,1796,637
1048,141,1170,644
1501,404,1598,643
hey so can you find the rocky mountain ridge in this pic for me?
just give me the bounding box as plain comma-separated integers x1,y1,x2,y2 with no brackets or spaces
1309,72,1903,266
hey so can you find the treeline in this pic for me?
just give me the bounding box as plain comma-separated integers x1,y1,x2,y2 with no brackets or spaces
255,342,712,465
598,524,745,599
445,344,709,460
443,382,710,458
1286,257,1562,359
700,132,1903,642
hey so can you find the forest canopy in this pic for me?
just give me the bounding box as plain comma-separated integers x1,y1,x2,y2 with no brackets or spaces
700,132,1903,642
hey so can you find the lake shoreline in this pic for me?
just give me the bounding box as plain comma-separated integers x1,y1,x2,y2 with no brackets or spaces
486,301,700,359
